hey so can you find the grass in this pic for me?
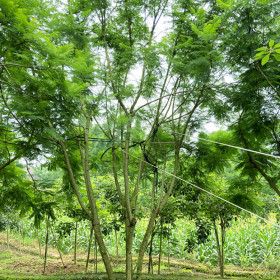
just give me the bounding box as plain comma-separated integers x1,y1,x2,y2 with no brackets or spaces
0,232,279,280
15,215,280,270
1,215,280,280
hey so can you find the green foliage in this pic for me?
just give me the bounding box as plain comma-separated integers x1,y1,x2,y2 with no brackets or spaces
1,1,280,277
254,40,280,65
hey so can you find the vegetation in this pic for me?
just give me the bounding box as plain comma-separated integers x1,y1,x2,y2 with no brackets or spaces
0,0,280,279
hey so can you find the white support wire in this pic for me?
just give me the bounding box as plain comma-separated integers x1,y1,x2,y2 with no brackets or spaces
173,132,280,160
122,149,280,229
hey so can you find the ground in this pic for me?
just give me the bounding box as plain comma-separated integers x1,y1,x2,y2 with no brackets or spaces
0,232,278,280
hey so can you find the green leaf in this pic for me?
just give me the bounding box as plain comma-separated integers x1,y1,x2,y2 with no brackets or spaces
256,47,267,51
256,0,268,4
273,54,280,61
268,40,274,48
274,49,280,54
255,51,265,57
274,43,280,48
261,54,270,65
216,0,230,10
45,127,63,141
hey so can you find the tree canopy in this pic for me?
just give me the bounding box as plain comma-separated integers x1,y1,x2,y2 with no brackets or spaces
1,0,280,279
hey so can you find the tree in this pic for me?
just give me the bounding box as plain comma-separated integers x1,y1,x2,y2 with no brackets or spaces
1,0,279,279
174,130,265,277
214,0,280,197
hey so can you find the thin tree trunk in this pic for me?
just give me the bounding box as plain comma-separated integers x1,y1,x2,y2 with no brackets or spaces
74,221,78,264
136,156,179,279
220,216,226,279
158,223,163,274
148,234,154,274
37,230,42,258
168,234,170,272
6,224,9,249
85,223,94,273
213,220,224,278
77,118,116,279
240,132,280,196
95,235,98,273
51,118,115,279
115,228,119,265
50,224,66,268
18,222,21,253
43,216,50,274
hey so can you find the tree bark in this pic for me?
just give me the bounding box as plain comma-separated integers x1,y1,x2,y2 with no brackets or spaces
83,117,115,279
94,235,98,273
43,216,49,274
59,121,115,280
136,157,179,278
125,219,135,280
6,224,9,249
74,221,78,264
220,215,226,279
115,228,119,265
240,132,280,196
168,233,170,272
158,223,163,274
213,220,224,278
18,222,21,253
148,234,154,274
37,230,42,258
85,223,94,273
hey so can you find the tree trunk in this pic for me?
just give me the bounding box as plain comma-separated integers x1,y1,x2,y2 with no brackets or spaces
136,156,179,279
37,230,42,258
115,228,119,265
168,233,170,272
158,223,163,274
85,223,94,273
60,138,115,280
74,221,78,264
220,215,226,279
93,219,114,278
136,209,158,277
94,235,98,273
43,216,49,274
50,224,66,268
240,132,280,196
78,118,116,279
213,220,224,278
6,224,9,249
18,222,21,253
125,220,135,280
148,234,154,274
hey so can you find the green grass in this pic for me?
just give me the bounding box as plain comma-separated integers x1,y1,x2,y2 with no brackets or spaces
3,214,280,278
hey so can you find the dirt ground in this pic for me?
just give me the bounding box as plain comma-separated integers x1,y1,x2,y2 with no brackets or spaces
0,232,277,280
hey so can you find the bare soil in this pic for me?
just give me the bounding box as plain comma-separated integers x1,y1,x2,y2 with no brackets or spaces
0,232,277,280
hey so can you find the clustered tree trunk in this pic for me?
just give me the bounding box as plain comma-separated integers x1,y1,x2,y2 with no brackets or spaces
213,217,226,278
